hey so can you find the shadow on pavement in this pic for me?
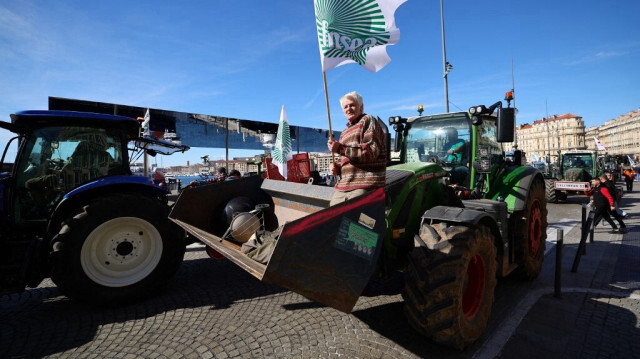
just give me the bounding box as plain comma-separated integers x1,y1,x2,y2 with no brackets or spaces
0,253,286,358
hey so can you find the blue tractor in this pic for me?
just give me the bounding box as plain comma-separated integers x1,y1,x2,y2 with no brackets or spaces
0,111,188,305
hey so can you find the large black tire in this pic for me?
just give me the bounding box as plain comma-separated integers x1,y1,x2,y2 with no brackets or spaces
50,193,185,305
512,178,548,279
545,179,557,203
402,223,497,350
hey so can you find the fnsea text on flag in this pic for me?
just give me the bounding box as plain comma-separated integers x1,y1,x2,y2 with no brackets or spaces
314,0,407,73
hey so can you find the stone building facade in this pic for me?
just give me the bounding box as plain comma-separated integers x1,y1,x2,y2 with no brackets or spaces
585,108,640,158
509,114,586,163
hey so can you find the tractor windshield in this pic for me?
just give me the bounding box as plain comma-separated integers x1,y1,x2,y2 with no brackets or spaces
561,153,594,180
405,114,471,167
13,126,125,222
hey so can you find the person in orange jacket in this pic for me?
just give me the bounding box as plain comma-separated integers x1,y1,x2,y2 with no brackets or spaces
622,166,636,192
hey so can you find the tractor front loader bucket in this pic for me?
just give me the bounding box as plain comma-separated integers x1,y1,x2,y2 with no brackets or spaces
169,177,386,313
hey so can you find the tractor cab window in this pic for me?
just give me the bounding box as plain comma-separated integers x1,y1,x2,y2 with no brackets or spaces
13,126,123,222
405,116,471,166
561,154,594,181
405,114,471,186
477,120,502,157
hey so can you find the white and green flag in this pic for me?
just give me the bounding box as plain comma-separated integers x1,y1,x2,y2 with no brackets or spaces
314,0,407,72
142,108,151,136
272,105,293,178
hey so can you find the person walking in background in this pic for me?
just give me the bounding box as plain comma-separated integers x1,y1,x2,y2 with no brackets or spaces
585,177,627,233
213,167,227,182
327,91,386,206
603,171,628,218
225,169,242,180
623,166,635,192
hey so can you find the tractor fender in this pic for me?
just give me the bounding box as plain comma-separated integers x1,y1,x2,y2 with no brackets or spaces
419,205,503,244
417,205,508,274
488,166,544,212
46,176,168,237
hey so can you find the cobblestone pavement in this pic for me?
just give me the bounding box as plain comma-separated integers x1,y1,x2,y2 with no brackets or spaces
493,189,640,359
1,190,639,358
1,247,462,359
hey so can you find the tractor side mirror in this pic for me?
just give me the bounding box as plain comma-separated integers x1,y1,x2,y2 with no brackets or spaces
496,107,515,143
394,128,402,152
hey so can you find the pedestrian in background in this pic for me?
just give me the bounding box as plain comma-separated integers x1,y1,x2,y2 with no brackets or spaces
585,177,627,233
623,166,635,192
603,171,628,218
214,167,227,182
225,169,242,180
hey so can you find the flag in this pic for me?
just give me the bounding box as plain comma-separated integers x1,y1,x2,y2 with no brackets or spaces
628,155,636,168
314,0,407,72
142,108,151,137
594,137,606,151
272,105,293,178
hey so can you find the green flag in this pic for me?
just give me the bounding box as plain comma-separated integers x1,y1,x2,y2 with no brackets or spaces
314,0,407,72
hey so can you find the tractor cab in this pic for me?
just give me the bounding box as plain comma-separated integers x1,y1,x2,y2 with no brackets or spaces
389,92,517,191
1,111,189,228
558,151,597,182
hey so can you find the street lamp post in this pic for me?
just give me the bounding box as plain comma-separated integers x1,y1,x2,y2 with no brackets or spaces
545,101,551,163
440,0,451,113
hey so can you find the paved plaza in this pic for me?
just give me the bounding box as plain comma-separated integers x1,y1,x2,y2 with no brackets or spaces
1,189,639,358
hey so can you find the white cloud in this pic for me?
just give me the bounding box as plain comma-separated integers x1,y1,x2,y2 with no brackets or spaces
567,50,626,65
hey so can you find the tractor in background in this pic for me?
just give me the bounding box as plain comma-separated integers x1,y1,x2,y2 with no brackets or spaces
549,150,599,202
0,110,189,305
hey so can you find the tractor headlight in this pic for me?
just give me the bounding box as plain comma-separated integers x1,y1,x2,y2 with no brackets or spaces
469,105,487,115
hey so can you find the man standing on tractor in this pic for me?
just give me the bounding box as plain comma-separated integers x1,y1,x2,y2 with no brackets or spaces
623,166,635,192
327,91,386,206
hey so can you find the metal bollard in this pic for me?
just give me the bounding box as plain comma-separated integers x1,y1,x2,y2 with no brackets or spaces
554,229,563,298
589,213,595,244
571,214,591,273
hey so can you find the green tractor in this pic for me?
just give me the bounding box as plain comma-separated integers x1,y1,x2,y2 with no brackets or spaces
548,150,599,203
170,93,547,349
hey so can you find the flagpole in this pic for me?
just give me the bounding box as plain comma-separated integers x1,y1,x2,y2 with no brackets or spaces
322,71,336,164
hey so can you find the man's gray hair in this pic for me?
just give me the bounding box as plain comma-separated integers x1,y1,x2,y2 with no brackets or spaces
340,91,363,109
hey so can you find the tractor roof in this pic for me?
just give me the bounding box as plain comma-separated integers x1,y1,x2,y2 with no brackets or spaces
3,110,140,138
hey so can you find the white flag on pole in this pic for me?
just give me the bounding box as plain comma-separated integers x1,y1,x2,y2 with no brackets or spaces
594,137,606,151
272,105,293,178
314,0,407,72
142,108,151,137
628,155,636,167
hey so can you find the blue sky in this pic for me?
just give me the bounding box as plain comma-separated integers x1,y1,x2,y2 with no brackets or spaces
1,0,639,167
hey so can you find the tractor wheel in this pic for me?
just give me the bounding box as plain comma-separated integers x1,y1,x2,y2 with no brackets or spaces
545,180,557,203
402,223,497,350
513,178,548,280
50,193,185,305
